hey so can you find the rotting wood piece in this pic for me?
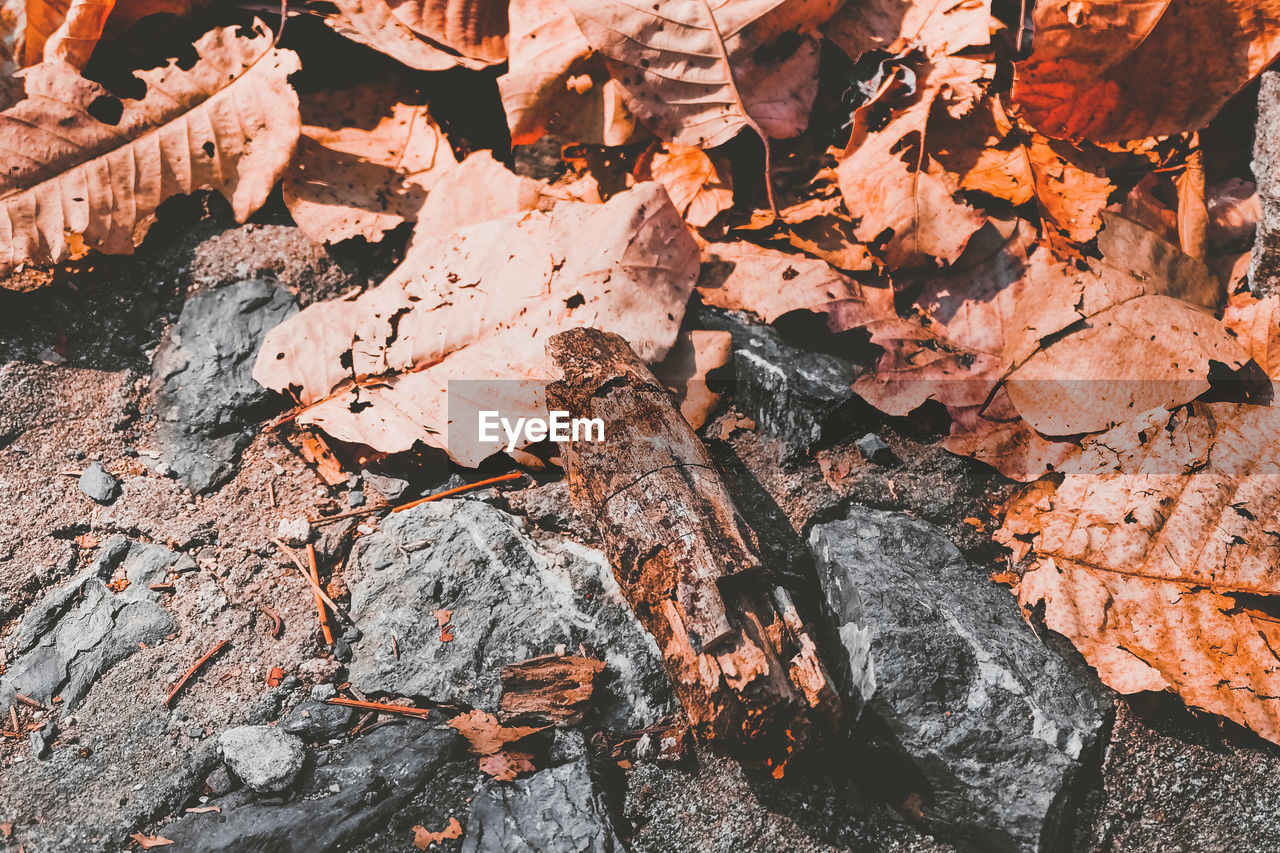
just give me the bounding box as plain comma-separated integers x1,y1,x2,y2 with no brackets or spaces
500,655,606,724
546,328,841,754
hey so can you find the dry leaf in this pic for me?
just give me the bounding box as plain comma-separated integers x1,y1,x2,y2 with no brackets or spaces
128,833,174,849
1207,177,1259,249
652,329,732,431
478,751,536,781
697,241,893,325
412,817,462,849
439,624,454,642
997,402,1280,744
1014,0,1280,141
254,181,698,466
0,22,300,282
283,84,457,245
1224,293,1280,379
639,144,733,228
733,196,878,273
448,709,546,753
409,150,571,238
433,609,452,626
266,666,284,687
321,0,468,71
941,389,1082,482
498,0,639,147
381,0,507,66
25,0,114,67
824,0,992,60
565,0,842,149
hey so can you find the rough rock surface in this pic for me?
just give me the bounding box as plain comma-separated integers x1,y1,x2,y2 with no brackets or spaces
163,717,466,851
1,537,181,708
218,725,306,792
77,461,119,503
344,498,672,730
462,758,622,853
699,307,859,456
1252,71,1280,295
151,279,298,493
281,699,355,741
809,506,1112,852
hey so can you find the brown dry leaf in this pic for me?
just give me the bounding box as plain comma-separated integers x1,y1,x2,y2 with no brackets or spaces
478,751,536,781
836,57,990,267
734,196,878,272
652,329,732,431
1,0,24,79
1014,0,1280,141
996,402,1280,744
412,817,462,849
564,0,843,153
254,181,697,466
1207,178,1259,249
283,84,457,245
639,144,733,228
942,389,1081,482
0,22,300,282
320,0,469,71
448,709,546,754
381,0,507,66
265,666,284,687
824,0,991,61
1175,146,1208,261
697,240,893,325
128,834,174,849
1224,294,1280,379
498,0,639,147
24,0,114,67
433,609,452,626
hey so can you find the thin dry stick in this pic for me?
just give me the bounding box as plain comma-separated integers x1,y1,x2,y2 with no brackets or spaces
13,694,43,710
262,605,284,638
392,472,523,513
166,640,229,708
8,705,18,732
324,696,434,719
307,544,334,646
271,539,355,626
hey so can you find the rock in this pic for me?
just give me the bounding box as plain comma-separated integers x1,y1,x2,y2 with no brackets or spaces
808,506,1112,852
347,490,365,508
151,280,298,494
275,517,312,547
462,758,623,853
345,499,671,730
361,469,410,501
505,479,598,544
331,639,352,662
1,537,182,708
218,726,306,793
854,433,896,465
77,462,118,503
29,722,54,759
698,307,859,457
281,700,354,741
205,765,239,797
1252,72,1280,295
162,717,462,851
309,683,337,701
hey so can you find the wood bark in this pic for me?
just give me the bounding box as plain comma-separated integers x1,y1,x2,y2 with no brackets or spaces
546,328,841,756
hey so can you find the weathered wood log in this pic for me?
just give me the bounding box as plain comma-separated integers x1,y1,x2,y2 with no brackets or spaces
500,655,606,724
546,328,841,758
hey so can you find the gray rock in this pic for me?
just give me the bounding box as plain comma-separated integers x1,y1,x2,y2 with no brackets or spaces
1253,72,1280,295
361,470,410,501
345,499,671,730
698,307,859,457
281,700,354,741
162,717,463,851
151,279,298,494
77,462,118,503
1,537,182,708
347,490,365,508
205,765,239,796
218,726,306,793
462,758,623,853
276,517,312,547
855,433,896,465
808,506,1112,852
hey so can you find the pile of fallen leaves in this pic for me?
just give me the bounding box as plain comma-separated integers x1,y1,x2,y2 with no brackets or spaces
6,0,1280,747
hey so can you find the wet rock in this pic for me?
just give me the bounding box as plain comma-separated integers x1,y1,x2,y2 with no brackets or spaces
808,506,1112,852
462,758,622,853
77,462,118,503
218,726,305,793
162,717,463,851
698,307,859,457
281,700,354,741
1252,72,1280,295
345,499,671,730
1,537,182,708
151,279,298,494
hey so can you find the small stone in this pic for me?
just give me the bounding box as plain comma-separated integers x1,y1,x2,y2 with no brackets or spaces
347,491,366,508
281,700,353,741
188,725,205,739
122,446,138,458
29,722,55,759
78,462,119,504
276,518,312,547
205,764,238,796
218,725,306,793
309,683,337,701
361,470,410,501
332,639,352,663
855,433,896,465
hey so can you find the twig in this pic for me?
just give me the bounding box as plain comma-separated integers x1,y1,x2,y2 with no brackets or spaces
13,693,43,710
262,605,283,639
8,705,18,732
148,582,175,593
307,544,334,647
308,505,387,526
270,539,355,626
166,640,229,708
324,697,434,719
267,481,276,508
392,472,523,513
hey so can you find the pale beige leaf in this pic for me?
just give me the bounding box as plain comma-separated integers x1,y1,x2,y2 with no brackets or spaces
0,22,300,281
644,144,733,228
697,240,892,324
383,0,507,65
941,389,1080,482
997,402,1280,744
498,0,639,146
478,751,536,780
564,0,843,148
253,182,698,466
733,196,878,272
128,833,174,849
1224,293,1280,379
322,0,468,70
653,329,732,431
824,0,991,60
283,84,457,245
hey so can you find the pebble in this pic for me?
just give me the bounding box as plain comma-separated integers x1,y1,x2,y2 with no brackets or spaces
347,491,366,508
78,462,119,504
218,726,305,793
276,518,312,547
855,432,897,465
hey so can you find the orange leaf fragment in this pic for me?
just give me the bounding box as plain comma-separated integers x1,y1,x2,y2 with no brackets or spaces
266,666,284,688
478,751,536,782
412,817,462,849
129,833,174,849
448,709,546,755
